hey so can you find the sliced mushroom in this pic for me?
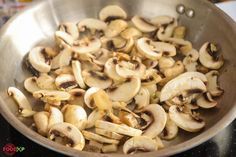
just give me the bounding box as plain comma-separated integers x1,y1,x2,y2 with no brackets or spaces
71,60,86,89
48,122,85,150
55,31,74,48
92,89,113,112
82,70,112,89
183,60,198,72
84,87,100,109
160,72,207,102
142,59,158,69
47,106,63,129
123,136,157,154
197,92,217,109
68,88,85,106
93,48,111,65
107,77,141,102
78,18,107,34
156,20,177,40
28,47,51,73
72,37,101,54
51,48,72,70
119,111,138,128
205,70,224,97
36,73,56,90
24,77,41,93
102,144,118,153
55,74,77,90
121,27,142,39
154,136,165,149
85,140,103,153
54,66,73,75
134,87,150,111
95,128,123,140
82,130,119,144
159,115,178,140
131,16,157,33
33,111,49,136
86,109,106,129
62,105,87,130
199,42,224,69
165,38,192,50
163,61,184,78
95,120,142,137
159,57,175,71
105,19,128,37
104,58,125,81
150,15,174,27
105,36,127,51
7,87,33,116
99,5,127,22
169,105,205,132
58,22,79,40
141,69,162,86
142,84,157,96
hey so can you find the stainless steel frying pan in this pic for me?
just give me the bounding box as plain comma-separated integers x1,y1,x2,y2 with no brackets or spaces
0,0,236,156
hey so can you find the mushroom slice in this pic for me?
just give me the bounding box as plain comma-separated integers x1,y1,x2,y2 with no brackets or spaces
123,136,157,154
150,16,174,27
93,48,111,65
142,84,157,96
199,42,224,69
142,59,158,69
54,66,73,75
105,36,127,51
33,90,71,103
205,70,224,97
138,113,153,130
105,19,128,37
82,131,119,144
95,128,123,140
84,140,103,153
58,22,79,40
134,87,150,111
36,73,56,90
163,61,184,78
107,77,141,102
47,106,63,129
72,37,101,54
119,111,139,128
141,69,162,86
121,27,142,39
82,70,112,89
78,18,107,33
104,58,125,81
24,77,41,93
86,109,106,129
33,111,49,136
71,60,86,89
169,105,205,132
51,48,72,70
173,26,186,39
156,20,177,40
68,88,85,106
95,120,142,137
102,144,118,153
55,74,77,90
183,49,199,61
140,104,167,138
48,122,85,150
197,92,217,109
160,72,207,102
28,47,51,73
115,58,146,79
159,57,175,71
165,38,192,49
99,5,127,22
84,87,100,109
7,87,33,116
159,115,178,140
183,59,198,72
62,105,87,130
55,31,74,48
131,16,157,33
154,136,165,149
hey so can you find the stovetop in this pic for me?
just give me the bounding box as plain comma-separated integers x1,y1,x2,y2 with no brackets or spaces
0,115,235,157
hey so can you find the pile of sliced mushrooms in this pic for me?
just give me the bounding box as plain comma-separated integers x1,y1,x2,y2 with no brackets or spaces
7,5,224,154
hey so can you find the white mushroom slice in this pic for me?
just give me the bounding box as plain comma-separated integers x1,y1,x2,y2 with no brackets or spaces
112,102,139,118
142,84,157,96
95,120,142,137
150,16,174,27
71,60,86,89
118,37,135,52
104,58,125,81
105,36,127,51
68,88,85,106
197,92,217,109
107,77,141,102
119,111,139,128
93,48,111,65
121,27,142,39
165,38,192,49
62,105,87,130
82,70,112,89
78,18,107,33
7,87,33,116
156,20,177,40
115,58,146,79
183,58,198,72
169,105,205,132
24,77,41,93
154,42,177,57
36,73,56,90
131,16,157,33
72,37,101,54
99,5,127,22
134,87,150,111
123,136,157,154
159,57,175,71
33,90,71,102
84,87,100,109
154,136,165,149
184,49,199,61
86,109,105,129
141,69,162,86
105,19,128,37
141,104,167,138
55,31,74,48
205,70,224,96
28,47,51,73
55,74,77,90
199,42,224,69
95,128,123,140
102,144,118,153
48,106,63,129
163,61,184,78
82,131,119,144
160,76,206,102
160,115,178,140
58,22,79,40
48,122,85,150
142,59,158,69
51,48,72,70
54,66,73,75
173,26,186,39
33,111,49,136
